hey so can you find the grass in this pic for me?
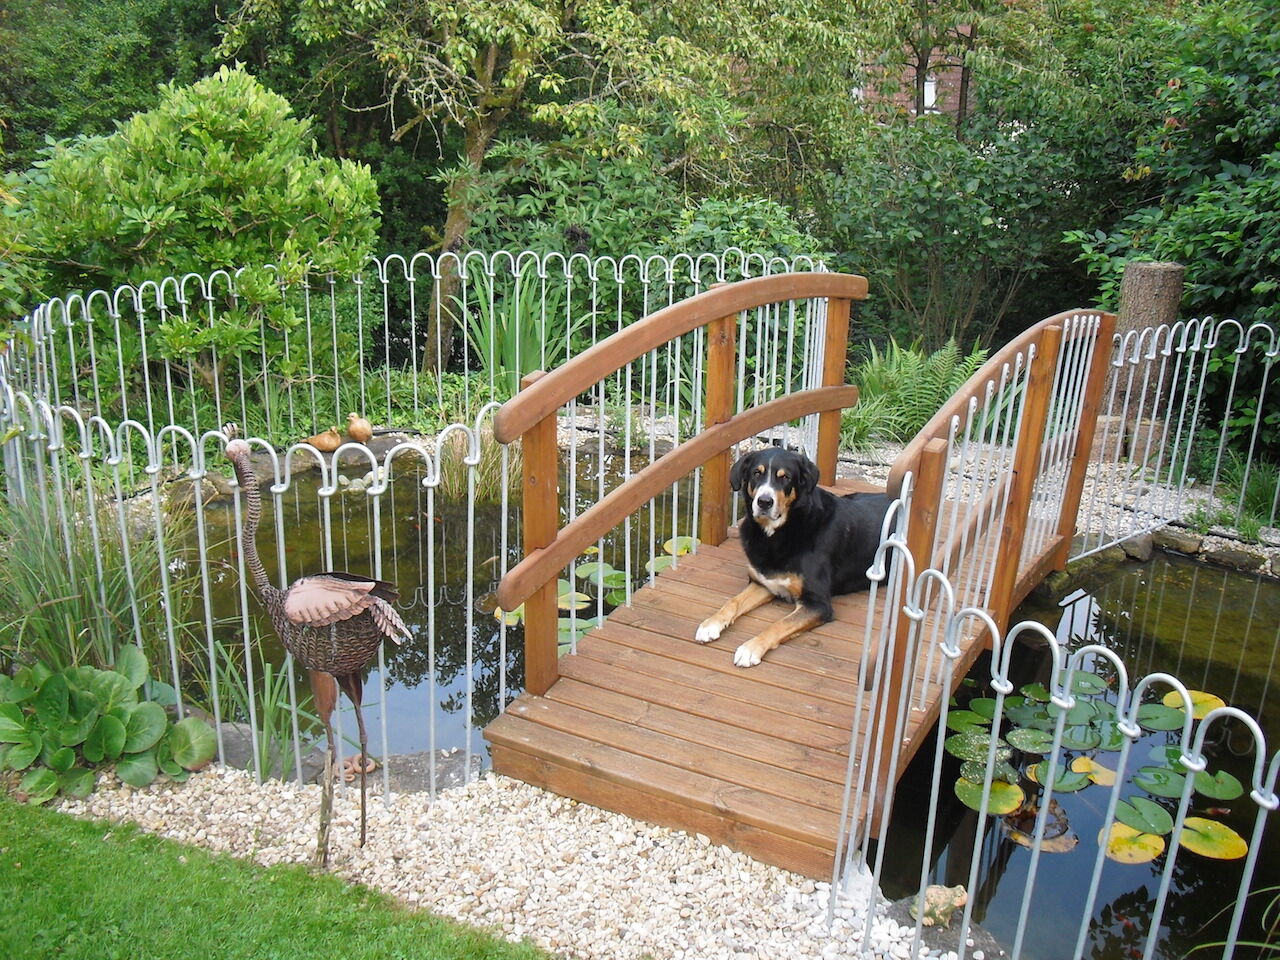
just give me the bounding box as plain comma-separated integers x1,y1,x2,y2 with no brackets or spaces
0,796,548,960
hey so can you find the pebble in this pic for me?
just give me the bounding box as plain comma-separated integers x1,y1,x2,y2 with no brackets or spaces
53,765,949,960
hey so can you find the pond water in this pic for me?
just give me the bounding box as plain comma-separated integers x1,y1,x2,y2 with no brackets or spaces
191,445,683,771
877,551,1280,959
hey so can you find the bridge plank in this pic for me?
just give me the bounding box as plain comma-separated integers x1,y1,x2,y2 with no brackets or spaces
502,695,848,813
556,656,854,753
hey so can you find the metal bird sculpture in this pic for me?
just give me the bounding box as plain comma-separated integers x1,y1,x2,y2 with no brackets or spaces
223,430,409,864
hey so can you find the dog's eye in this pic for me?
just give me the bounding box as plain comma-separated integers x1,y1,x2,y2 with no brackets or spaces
755,465,765,474
776,469,787,481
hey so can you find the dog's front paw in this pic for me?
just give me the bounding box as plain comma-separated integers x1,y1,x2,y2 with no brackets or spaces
733,641,763,668
695,619,724,644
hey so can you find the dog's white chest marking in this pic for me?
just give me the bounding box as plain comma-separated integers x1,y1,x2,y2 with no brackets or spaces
748,564,802,601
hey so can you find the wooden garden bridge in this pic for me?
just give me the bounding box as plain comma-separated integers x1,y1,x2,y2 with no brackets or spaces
483,273,1117,879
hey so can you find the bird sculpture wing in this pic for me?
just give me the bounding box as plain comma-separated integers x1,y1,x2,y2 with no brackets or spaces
284,573,409,643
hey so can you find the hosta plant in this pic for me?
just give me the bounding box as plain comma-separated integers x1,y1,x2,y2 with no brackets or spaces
0,647,216,804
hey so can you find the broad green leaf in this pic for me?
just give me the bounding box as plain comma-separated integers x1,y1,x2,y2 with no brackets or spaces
1006,727,1054,754
7,736,41,771
1133,765,1187,798
47,746,76,774
84,715,127,763
0,703,28,743
967,697,999,720
0,675,35,704
91,670,137,714
1070,672,1109,695
943,730,1008,762
113,646,149,689
1070,756,1117,786
944,710,990,733
1021,682,1051,702
1180,817,1247,860
123,702,168,754
116,751,159,788
169,717,217,770
1027,762,1092,792
1193,769,1244,801
1102,822,1165,863
59,767,96,799
19,768,59,805
1114,796,1174,835
1061,724,1103,751
955,777,1024,815
147,681,179,708
1162,689,1226,720
34,674,69,729
60,709,98,748
961,759,1021,785
1136,703,1184,731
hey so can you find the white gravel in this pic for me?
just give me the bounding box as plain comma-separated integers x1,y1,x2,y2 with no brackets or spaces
54,765,944,960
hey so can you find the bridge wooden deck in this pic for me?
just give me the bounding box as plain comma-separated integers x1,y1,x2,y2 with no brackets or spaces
484,481,990,879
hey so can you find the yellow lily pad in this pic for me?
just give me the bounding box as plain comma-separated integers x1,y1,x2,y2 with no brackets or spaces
493,604,524,626
954,777,1024,815
1162,689,1226,720
1070,755,1117,787
1180,817,1247,860
1101,822,1165,864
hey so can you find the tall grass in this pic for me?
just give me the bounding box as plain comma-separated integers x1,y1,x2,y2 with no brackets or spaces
0,492,199,673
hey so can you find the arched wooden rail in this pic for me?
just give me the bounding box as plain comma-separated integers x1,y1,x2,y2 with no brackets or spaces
483,273,1117,878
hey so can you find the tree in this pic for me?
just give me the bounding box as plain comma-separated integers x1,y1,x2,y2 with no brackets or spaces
19,65,381,393
218,0,872,370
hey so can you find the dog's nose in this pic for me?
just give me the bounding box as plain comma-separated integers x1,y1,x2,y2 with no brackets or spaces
756,494,774,511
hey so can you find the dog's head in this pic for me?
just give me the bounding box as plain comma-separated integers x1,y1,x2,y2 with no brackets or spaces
730,448,819,535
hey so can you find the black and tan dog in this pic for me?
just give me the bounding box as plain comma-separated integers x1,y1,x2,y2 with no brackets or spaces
695,448,891,667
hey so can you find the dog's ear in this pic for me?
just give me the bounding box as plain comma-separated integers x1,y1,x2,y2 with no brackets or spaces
797,455,819,494
730,453,751,492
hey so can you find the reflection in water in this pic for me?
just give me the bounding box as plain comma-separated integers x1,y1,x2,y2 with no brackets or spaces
190,444,690,766
878,551,1280,960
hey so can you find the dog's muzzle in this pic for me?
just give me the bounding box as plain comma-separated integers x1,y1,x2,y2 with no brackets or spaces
751,485,781,523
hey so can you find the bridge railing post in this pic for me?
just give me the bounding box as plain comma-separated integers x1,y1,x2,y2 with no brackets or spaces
816,297,853,485
519,370,560,696
988,324,1064,632
1050,312,1117,570
698,305,737,548
869,437,948,835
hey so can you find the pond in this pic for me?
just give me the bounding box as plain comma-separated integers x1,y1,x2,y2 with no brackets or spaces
190,443,687,775
877,551,1280,959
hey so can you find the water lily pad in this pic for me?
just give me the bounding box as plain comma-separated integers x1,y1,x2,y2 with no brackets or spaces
955,777,1024,815
556,589,592,611
944,730,1008,762
663,535,699,556
1007,727,1055,754
493,604,524,626
645,555,674,574
1027,762,1092,792
1070,672,1109,695
1193,769,1244,801
967,698,999,720
1133,765,1187,798
575,561,618,584
1093,719,1129,751
1149,745,1189,771
961,759,1021,785
1179,817,1247,860
1048,699,1099,725
1021,682,1052,703
1162,689,1226,720
1101,822,1165,864
1061,724,1103,751
945,710,991,733
1070,756,1117,787
1136,703,1185,731
1114,796,1173,835
1006,702,1055,731
1003,798,1076,851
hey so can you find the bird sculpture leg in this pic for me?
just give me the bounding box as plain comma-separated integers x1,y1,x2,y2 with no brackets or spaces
310,670,339,868
337,672,369,847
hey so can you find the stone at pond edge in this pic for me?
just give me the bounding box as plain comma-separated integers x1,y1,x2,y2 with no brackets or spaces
884,894,1008,957
1199,542,1269,575
1120,533,1153,562
1152,526,1203,555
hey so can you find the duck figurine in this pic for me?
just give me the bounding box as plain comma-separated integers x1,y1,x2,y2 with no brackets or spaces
303,426,342,452
346,412,373,445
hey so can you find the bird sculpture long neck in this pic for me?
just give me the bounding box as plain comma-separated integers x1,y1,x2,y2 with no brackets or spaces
228,450,281,604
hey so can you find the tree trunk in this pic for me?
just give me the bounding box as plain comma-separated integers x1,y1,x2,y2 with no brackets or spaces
1113,260,1185,452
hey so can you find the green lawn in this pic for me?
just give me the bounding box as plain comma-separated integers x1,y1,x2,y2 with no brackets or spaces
0,796,548,960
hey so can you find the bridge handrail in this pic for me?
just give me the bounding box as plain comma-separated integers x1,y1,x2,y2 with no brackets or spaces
492,272,868,444
496,384,860,613
886,308,1115,498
